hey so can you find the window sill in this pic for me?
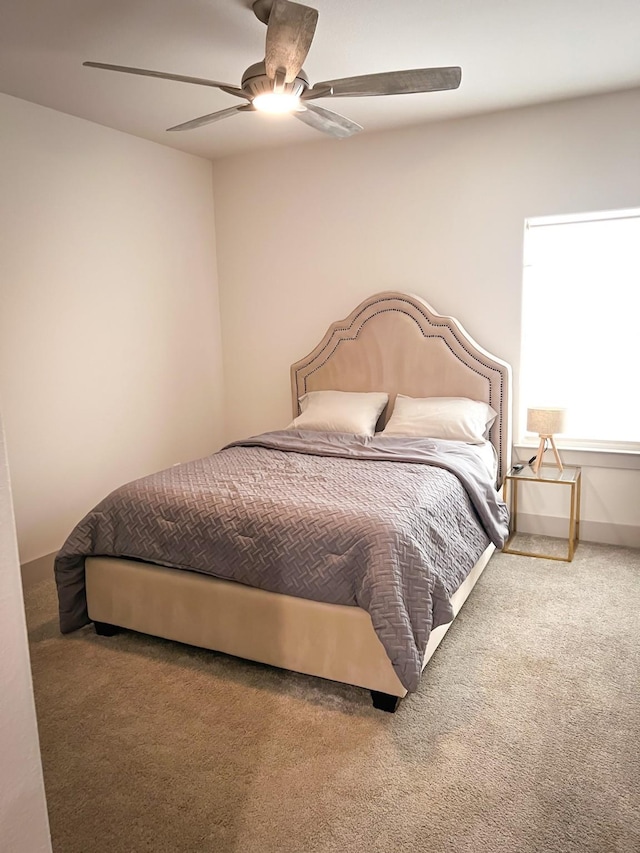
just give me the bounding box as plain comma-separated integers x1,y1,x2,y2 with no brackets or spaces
513,442,640,471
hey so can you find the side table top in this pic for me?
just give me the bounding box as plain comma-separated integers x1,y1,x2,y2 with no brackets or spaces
506,465,581,484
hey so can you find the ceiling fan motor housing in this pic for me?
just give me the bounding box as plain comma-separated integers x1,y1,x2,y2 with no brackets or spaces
241,61,309,99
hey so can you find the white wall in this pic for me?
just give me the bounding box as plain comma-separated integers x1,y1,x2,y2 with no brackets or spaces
0,94,225,563
0,411,52,852
211,87,640,544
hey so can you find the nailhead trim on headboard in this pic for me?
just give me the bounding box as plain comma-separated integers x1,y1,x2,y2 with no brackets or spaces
291,292,512,485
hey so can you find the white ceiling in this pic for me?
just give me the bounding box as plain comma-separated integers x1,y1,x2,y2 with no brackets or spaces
2,0,640,161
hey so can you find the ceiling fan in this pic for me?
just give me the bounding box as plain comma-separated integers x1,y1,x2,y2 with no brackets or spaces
83,0,462,139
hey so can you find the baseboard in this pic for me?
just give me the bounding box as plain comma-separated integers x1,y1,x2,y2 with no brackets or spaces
20,552,56,589
516,514,640,549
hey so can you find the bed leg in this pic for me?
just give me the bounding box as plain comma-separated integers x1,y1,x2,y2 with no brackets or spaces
94,621,120,637
371,691,401,713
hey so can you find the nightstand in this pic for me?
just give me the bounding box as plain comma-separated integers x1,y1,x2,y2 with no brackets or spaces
502,465,581,562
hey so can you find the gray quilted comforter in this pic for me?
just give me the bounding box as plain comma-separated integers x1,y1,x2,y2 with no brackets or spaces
55,430,509,692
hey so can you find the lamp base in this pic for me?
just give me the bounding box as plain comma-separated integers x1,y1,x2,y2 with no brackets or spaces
532,434,563,474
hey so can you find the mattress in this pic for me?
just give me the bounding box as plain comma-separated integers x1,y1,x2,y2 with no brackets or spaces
55,430,509,692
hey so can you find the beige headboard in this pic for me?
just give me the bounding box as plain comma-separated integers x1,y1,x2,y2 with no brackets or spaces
291,291,512,485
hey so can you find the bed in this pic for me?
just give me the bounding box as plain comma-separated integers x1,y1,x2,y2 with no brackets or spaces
55,291,511,712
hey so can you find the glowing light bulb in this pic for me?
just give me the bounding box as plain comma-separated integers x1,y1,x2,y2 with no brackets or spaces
252,93,301,114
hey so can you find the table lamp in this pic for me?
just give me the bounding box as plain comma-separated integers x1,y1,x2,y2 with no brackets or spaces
527,407,566,474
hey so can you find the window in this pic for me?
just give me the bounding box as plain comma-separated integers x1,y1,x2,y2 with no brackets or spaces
520,208,640,449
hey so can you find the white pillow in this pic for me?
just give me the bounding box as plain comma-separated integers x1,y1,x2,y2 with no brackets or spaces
381,395,497,444
288,390,389,436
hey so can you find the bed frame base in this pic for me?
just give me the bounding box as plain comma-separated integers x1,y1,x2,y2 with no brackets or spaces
86,544,494,708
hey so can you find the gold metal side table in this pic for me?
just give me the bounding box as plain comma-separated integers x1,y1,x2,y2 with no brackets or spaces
502,465,581,562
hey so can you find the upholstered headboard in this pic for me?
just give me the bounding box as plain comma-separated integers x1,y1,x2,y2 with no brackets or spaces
291,291,511,485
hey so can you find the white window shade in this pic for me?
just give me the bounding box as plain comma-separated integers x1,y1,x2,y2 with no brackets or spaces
521,210,640,447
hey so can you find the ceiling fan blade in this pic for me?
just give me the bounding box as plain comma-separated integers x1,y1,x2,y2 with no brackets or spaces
294,103,362,139
83,62,246,97
167,104,250,132
308,66,462,98
265,0,318,84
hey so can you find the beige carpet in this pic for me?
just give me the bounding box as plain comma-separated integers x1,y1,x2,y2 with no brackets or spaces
25,543,640,853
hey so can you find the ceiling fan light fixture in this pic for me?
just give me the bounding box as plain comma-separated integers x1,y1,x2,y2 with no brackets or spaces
83,2,462,140
252,92,301,113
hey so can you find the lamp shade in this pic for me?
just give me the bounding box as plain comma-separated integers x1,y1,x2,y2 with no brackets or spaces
527,407,566,435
